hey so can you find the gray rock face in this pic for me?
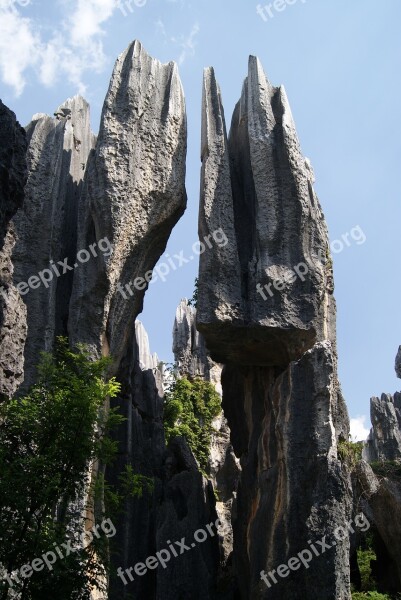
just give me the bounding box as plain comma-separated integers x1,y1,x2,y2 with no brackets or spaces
173,299,222,391
12,96,95,390
0,101,27,399
109,318,221,600
173,299,240,584
107,320,166,600
197,63,335,367
356,461,401,591
69,40,187,368
396,346,401,379
363,394,401,462
198,59,351,599
156,437,220,600
223,343,351,599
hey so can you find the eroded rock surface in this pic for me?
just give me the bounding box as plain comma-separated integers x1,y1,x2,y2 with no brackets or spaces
69,40,187,369
173,299,240,583
364,394,401,463
0,101,27,399
12,95,95,390
356,461,401,592
198,58,351,599
395,346,401,379
197,63,336,367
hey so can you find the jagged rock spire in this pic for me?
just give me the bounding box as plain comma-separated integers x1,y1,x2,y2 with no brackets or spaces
198,58,351,599
198,58,335,367
69,40,187,368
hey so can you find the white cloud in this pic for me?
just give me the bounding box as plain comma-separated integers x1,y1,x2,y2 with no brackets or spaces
175,23,199,65
0,8,40,95
0,0,118,96
156,20,200,66
350,415,370,442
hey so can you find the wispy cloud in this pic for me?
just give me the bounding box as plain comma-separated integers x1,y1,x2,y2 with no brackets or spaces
350,415,370,442
0,0,118,96
156,19,200,66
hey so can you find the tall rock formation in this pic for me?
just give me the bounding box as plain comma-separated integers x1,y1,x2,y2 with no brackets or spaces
69,40,187,368
197,61,351,599
0,101,27,400
12,95,95,390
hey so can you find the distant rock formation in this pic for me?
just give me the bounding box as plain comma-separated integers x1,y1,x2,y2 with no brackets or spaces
198,60,351,599
352,351,401,595
396,346,401,379
363,347,401,463
355,460,401,593
0,100,27,400
364,393,401,463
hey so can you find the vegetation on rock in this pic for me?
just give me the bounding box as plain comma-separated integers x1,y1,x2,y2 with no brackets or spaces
163,375,221,471
0,338,152,599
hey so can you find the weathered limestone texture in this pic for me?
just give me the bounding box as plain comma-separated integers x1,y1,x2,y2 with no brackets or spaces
0,100,27,399
69,40,187,369
363,393,401,463
12,96,95,390
173,299,241,580
198,62,336,368
198,58,351,599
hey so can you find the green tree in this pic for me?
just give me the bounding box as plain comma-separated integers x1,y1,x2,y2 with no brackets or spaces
0,338,122,599
163,376,221,471
187,278,199,308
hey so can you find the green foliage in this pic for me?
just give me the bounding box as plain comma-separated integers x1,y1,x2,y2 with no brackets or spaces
338,439,363,470
352,593,393,600
119,465,154,499
163,376,221,471
0,338,123,599
358,547,377,591
352,532,401,600
370,460,401,481
187,278,199,308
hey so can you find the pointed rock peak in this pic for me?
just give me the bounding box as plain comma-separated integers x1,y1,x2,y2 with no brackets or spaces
123,39,177,71
201,66,227,159
248,54,272,89
396,346,401,379
135,321,159,371
54,96,90,121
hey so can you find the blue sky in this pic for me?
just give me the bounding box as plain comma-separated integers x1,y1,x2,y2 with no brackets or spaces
1,0,400,439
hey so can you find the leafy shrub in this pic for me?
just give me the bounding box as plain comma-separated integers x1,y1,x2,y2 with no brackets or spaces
0,338,151,599
357,547,377,591
338,439,363,470
370,460,401,481
163,376,221,471
352,593,393,599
